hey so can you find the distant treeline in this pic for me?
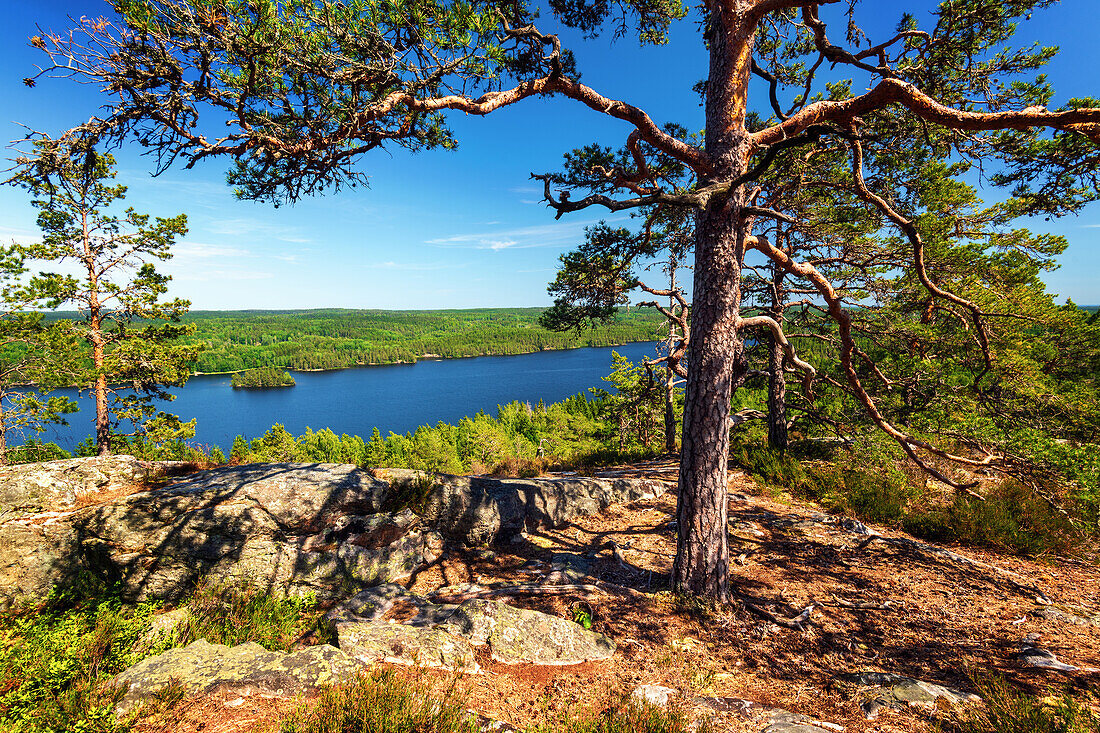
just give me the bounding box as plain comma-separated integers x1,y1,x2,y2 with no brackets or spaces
175,308,664,372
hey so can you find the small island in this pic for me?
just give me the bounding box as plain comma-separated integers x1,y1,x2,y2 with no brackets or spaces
231,367,296,389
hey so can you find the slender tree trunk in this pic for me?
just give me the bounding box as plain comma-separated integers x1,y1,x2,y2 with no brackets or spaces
664,366,678,454
767,266,788,452
0,401,7,465
767,332,788,452
672,2,754,602
93,345,110,455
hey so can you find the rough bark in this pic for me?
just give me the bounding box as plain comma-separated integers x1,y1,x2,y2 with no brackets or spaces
767,331,788,452
664,366,678,454
767,267,788,452
672,3,755,602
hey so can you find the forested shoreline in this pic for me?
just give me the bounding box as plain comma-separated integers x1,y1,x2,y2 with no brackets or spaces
42,307,666,374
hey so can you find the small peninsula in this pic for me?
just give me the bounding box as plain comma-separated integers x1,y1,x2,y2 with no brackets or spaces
231,367,296,389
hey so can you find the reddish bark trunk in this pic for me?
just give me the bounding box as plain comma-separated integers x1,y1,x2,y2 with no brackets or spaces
672,2,755,602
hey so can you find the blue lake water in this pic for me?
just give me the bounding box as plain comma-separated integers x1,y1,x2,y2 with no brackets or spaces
36,342,661,453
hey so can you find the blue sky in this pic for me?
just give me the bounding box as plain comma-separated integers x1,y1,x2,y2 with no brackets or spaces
1,0,1097,309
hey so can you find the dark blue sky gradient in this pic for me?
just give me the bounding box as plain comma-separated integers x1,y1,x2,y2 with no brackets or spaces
0,0,1096,308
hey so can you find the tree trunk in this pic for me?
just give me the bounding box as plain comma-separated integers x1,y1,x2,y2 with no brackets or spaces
94,367,110,455
0,402,7,465
664,366,678,454
672,2,754,602
767,265,788,452
767,331,788,452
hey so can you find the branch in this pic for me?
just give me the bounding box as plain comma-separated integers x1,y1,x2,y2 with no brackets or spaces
745,234,993,493
736,314,816,396
753,78,1100,148
845,134,994,383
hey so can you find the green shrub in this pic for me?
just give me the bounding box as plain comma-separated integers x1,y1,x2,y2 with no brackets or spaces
956,674,1099,733
0,584,163,733
734,439,1090,556
6,440,72,464
180,579,330,651
279,668,477,733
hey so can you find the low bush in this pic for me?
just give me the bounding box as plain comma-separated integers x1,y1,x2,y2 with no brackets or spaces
279,668,477,733
954,674,1099,733
0,579,164,733
530,698,710,733
179,579,330,651
733,438,1092,557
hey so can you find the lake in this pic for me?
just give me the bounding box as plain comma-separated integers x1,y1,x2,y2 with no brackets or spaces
36,341,662,453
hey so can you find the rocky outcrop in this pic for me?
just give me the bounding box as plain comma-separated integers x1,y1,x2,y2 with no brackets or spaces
329,584,616,672
113,640,361,716
0,459,664,604
839,672,979,719
378,468,665,546
0,462,439,602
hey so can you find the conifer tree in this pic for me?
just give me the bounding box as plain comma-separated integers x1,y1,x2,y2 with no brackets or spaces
9,140,199,455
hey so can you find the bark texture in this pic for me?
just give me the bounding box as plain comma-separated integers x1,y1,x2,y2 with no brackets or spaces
672,2,756,602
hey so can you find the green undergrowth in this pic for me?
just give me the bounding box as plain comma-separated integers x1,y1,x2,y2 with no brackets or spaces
175,579,332,651
952,674,1099,733
732,438,1092,557
0,576,328,732
0,578,164,733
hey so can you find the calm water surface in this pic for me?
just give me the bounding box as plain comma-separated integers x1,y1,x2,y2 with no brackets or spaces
40,342,661,453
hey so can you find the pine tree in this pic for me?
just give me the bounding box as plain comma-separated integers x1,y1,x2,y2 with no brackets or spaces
9,141,199,454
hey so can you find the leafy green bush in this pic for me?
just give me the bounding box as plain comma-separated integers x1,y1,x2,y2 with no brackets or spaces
0,584,163,733
6,439,72,464
734,438,1091,556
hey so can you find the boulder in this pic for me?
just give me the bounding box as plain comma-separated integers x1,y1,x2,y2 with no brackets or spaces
0,459,662,603
380,468,665,546
0,461,438,602
840,672,979,719
327,586,615,669
440,598,616,665
113,640,361,716
336,622,480,673
0,454,163,519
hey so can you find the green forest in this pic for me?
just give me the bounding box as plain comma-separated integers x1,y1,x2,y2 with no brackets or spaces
176,308,664,373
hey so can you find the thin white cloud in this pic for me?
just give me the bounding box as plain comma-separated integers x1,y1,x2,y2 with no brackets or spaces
426,219,605,251
508,186,541,194
1081,224,1100,228
172,269,274,282
175,241,252,258
0,225,40,246
206,217,312,244
370,261,465,271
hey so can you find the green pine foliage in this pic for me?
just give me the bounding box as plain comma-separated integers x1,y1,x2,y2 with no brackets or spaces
227,375,667,474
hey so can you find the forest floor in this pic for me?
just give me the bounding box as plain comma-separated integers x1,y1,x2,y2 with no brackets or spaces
134,459,1100,733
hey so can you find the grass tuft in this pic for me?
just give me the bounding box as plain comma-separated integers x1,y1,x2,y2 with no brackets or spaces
529,698,710,733
954,674,1099,733
179,579,331,651
279,668,477,733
